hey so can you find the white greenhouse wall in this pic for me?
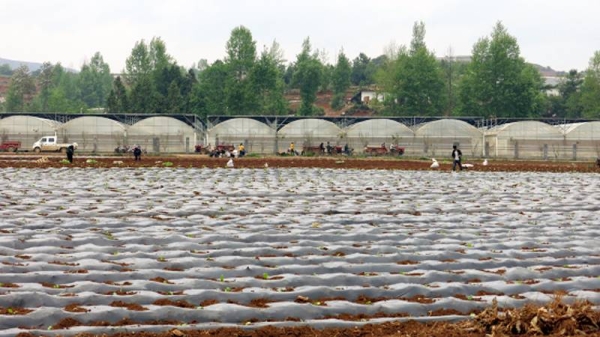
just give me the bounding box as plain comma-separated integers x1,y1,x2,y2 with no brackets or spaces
345,119,415,154
57,117,126,153
485,121,564,159
208,118,276,154
415,119,484,159
278,119,342,153
563,121,600,159
0,116,62,149
128,117,197,153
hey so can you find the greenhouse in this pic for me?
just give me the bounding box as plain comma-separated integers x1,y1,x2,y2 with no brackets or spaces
345,119,414,154
278,119,342,153
207,118,276,154
562,122,600,160
485,121,564,159
127,117,197,153
0,115,62,148
57,116,126,153
414,119,484,158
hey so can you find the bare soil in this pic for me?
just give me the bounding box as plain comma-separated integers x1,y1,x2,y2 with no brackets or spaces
1,153,599,172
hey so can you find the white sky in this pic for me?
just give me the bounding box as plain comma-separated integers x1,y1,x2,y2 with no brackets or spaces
1,0,598,73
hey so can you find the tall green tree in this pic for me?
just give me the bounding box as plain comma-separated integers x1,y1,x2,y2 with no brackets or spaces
224,26,258,114
129,76,156,113
5,65,35,112
293,38,323,115
439,47,469,116
331,49,351,110
166,81,183,114
37,62,55,111
580,51,600,119
458,22,544,118
106,76,129,113
125,39,158,113
190,60,229,118
377,21,444,115
250,47,288,114
351,53,377,86
125,40,152,84
149,37,172,73
78,52,113,109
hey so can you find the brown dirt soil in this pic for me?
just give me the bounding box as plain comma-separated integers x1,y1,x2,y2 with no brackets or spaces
1,153,599,172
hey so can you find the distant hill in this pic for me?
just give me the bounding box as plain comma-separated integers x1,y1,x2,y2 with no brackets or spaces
530,64,566,77
0,57,77,73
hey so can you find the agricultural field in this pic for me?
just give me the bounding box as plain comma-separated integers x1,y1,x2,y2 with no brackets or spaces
0,167,599,337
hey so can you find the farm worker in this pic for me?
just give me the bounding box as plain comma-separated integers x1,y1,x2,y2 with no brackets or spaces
239,143,245,157
319,142,325,153
133,146,142,161
66,143,77,163
451,145,463,171
289,142,295,155
344,143,350,155
326,141,332,154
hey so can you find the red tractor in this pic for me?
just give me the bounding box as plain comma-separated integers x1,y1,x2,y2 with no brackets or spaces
0,141,21,152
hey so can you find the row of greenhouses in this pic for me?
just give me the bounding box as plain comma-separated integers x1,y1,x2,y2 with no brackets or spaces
1,115,600,159
207,118,600,160
0,115,197,153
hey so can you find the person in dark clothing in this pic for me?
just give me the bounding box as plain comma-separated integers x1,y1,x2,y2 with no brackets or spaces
66,144,75,163
451,145,462,171
133,146,142,161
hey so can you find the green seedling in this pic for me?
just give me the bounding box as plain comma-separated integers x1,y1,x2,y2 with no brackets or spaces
220,275,224,282
263,272,269,280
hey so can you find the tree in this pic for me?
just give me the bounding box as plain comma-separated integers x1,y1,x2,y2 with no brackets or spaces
250,47,288,115
190,60,229,118
149,37,172,72
458,22,544,118
331,49,351,110
0,64,12,76
224,26,258,114
439,47,469,116
5,65,35,112
225,26,257,80
78,52,113,108
129,76,156,113
166,81,183,114
292,38,323,115
155,63,186,112
37,62,55,111
351,53,376,86
580,51,600,119
125,40,152,84
106,76,129,113
377,21,444,115
125,39,157,113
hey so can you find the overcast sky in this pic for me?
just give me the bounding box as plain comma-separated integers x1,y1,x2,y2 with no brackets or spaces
1,0,598,73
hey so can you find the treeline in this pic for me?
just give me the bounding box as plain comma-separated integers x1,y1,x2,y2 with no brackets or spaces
1,22,599,119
